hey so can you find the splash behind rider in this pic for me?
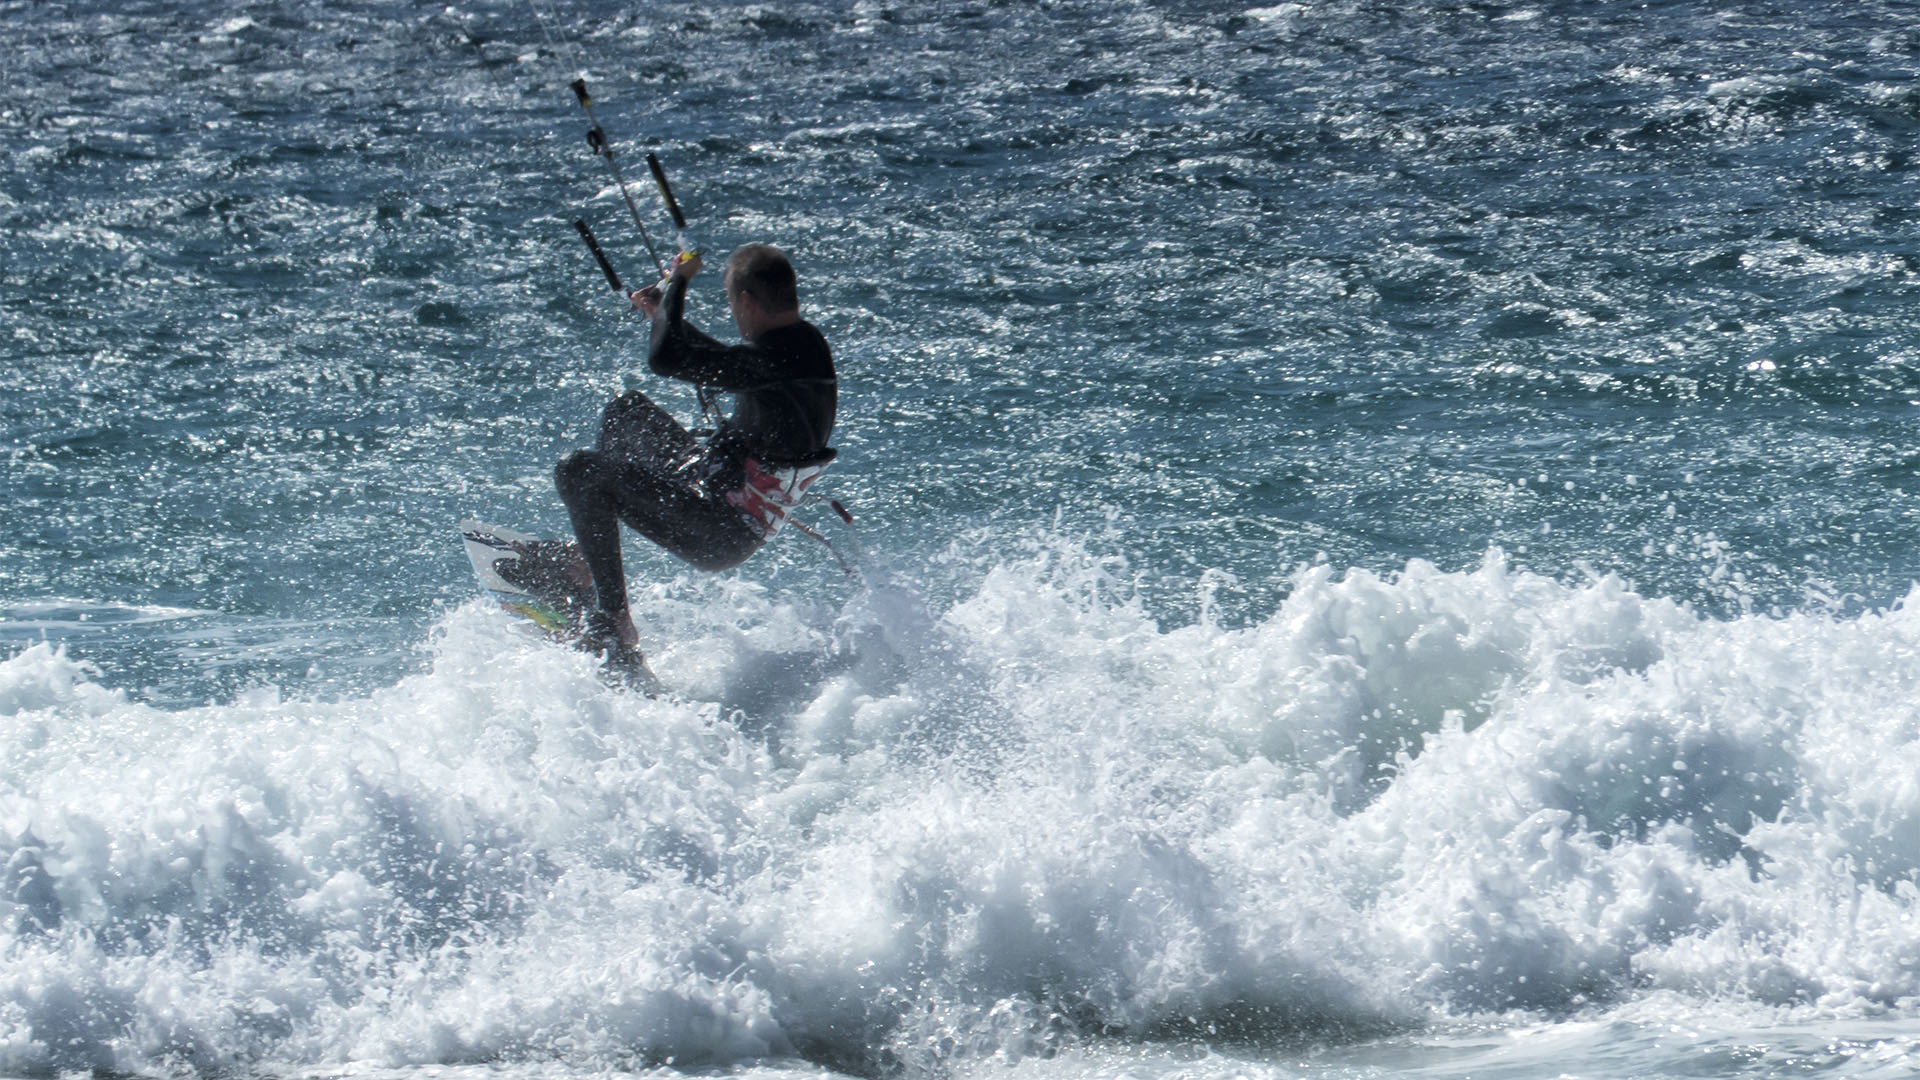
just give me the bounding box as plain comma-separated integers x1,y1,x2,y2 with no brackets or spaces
554,244,837,660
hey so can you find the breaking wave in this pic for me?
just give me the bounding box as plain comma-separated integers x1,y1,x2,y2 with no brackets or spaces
6,543,1920,1074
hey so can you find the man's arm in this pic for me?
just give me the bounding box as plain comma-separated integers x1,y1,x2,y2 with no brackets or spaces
643,273,782,390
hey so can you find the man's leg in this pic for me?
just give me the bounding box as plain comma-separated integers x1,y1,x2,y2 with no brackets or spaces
555,391,760,651
554,448,639,649
608,467,764,573
599,390,699,473
556,392,701,649
555,454,764,644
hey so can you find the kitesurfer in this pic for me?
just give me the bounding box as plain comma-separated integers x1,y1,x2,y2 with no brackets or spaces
555,244,838,660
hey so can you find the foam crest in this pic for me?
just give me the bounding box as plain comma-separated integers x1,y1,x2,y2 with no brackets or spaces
0,643,124,719
8,552,1920,1073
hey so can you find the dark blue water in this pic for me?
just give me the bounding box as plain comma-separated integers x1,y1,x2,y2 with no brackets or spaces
5,2,1920,1077
7,0,1918,701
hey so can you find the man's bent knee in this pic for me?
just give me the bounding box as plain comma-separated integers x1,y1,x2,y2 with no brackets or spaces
554,449,600,505
601,390,659,428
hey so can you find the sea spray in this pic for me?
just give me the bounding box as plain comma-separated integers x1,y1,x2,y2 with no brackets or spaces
8,549,1920,1072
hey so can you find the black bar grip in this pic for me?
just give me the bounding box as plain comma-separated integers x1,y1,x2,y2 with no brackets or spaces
574,219,625,294
646,153,688,231
570,79,591,108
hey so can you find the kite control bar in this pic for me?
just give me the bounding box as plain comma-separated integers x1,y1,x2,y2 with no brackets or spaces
570,78,664,276
573,219,624,294
567,81,699,295
647,152,688,234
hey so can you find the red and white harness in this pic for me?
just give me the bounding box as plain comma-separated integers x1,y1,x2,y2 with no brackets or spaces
725,455,834,541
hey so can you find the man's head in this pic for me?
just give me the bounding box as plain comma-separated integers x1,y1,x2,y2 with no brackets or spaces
724,244,801,337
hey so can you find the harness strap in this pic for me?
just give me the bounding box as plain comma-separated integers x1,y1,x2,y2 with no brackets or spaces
726,455,833,540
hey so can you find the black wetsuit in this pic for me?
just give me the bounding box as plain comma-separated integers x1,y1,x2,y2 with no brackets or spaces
554,275,837,622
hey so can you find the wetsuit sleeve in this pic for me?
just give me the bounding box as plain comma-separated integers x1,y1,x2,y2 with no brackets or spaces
648,277,784,390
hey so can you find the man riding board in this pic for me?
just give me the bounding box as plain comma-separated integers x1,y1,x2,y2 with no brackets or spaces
554,244,838,663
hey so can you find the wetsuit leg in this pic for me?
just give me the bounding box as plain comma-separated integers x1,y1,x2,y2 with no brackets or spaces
611,465,763,571
554,449,632,616
598,390,699,472
556,392,763,619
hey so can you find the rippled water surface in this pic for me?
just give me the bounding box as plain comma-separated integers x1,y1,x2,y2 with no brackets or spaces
4,1,1920,1077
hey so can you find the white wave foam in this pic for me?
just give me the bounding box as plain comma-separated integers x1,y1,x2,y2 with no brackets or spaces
6,549,1920,1072
0,599,219,634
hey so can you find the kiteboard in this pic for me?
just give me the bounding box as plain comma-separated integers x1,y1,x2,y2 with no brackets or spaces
457,519,658,692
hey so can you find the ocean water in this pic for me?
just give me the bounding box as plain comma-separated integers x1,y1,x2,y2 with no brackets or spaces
6,0,1920,1076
